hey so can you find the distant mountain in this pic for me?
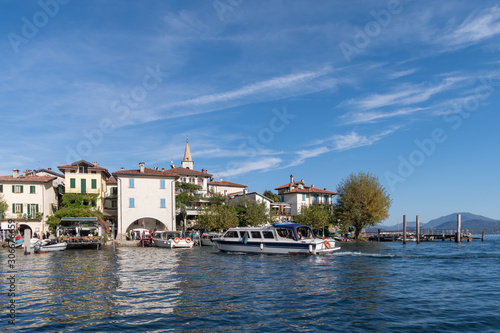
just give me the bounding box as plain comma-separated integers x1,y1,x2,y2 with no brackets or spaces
423,212,496,229
434,219,500,234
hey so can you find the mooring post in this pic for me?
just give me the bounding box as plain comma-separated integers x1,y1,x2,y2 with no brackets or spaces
24,229,31,255
456,214,461,243
377,228,380,242
416,215,420,245
403,215,407,245
482,231,485,242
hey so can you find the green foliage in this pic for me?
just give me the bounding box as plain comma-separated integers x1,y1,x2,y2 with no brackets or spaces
0,194,8,217
46,193,101,232
197,204,238,231
175,182,201,207
334,172,391,240
236,198,273,227
294,204,333,233
263,190,280,202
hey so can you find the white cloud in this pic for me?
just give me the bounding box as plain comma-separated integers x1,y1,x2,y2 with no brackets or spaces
216,157,282,178
342,107,426,124
388,68,418,80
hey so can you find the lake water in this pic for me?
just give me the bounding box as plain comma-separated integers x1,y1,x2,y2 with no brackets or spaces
3,235,500,332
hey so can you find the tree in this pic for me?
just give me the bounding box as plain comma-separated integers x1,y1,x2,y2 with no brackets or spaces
197,203,238,231
263,190,279,202
175,181,202,230
0,194,8,218
294,204,333,235
334,172,391,240
45,193,101,232
235,198,274,227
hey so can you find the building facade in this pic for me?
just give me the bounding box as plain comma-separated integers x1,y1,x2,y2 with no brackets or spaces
113,163,178,240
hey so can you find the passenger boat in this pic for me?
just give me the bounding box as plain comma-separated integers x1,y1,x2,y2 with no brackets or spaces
213,223,340,254
151,231,194,249
34,242,67,253
201,232,222,246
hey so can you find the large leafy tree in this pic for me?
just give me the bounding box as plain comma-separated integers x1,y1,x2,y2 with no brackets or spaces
334,172,391,240
294,204,333,234
0,193,8,218
263,190,280,202
46,193,101,231
235,198,275,227
197,204,238,231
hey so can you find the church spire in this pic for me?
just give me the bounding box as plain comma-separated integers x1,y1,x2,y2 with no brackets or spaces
182,137,194,169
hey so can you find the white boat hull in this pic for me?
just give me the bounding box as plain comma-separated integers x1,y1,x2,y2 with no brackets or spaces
214,239,339,254
35,242,67,253
152,237,194,248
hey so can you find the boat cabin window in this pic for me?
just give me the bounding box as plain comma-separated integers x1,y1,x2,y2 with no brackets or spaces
240,231,249,238
296,227,314,239
251,231,261,238
224,230,239,238
262,231,275,239
276,228,295,240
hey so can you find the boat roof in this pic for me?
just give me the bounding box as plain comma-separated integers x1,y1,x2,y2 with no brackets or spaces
272,222,312,229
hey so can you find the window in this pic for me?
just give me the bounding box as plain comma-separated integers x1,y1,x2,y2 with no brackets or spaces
262,231,275,239
70,170,76,173
12,203,23,214
160,198,166,208
91,171,96,174
281,196,284,202
0,184,3,193
224,231,239,238
302,194,306,201
91,179,97,189
111,200,117,208
12,185,23,193
160,179,165,189
251,231,262,238
79,166,88,173
70,178,76,189
129,178,135,188
129,198,135,208
27,204,39,217
30,185,36,194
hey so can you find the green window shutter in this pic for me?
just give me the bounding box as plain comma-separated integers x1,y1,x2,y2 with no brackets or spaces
12,203,15,213
30,185,35,193
20,204,23,213
12,185,15,193
81,179,86,193
91,179,97,189
70,178,76,188
36,204,39,213
20,185,23,193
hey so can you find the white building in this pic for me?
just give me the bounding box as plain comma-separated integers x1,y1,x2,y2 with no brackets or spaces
275,175,337,216
208,180,247,197
0,168,61,236
229,191,273,211
113,163,178,240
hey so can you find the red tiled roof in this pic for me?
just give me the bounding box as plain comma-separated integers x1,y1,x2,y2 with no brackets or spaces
169,167,212,177
208,180,247,188
275,182,312,190
284,187,337,195
58,160,111,177
0,175,56,183
113,168,179,178
107,177,117,184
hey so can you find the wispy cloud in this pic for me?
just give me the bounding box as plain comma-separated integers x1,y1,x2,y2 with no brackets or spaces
342,107,426,124
388,68,418,80
216,157,282,178
443,5,500,48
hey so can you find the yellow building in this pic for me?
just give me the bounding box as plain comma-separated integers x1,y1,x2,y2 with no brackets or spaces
57,160,111,211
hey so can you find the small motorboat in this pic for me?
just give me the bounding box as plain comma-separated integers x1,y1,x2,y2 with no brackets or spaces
151,231,193,249
12,237,24,248
201,232,222,246
34,242,67,253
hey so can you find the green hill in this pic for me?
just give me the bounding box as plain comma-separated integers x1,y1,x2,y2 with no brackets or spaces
434,219,500,234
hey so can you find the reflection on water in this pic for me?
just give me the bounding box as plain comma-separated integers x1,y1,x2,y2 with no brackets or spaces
4,236,500,332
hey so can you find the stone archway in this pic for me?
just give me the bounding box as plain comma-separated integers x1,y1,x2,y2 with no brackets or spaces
18,223,32,237
122,217,168,240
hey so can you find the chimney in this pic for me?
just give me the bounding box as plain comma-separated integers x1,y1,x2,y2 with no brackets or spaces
93,161,98,167
162,168,165,171
13,169,19,178
48,168,51,171
121,167,124,170
220,178,223,182
324,188,327,191
139,162,145,173
301,179,305,184
22,171,26,177
290,174,294,183
154,166,158,171
170,161,175,169
311,184,314,188
202,168,205,173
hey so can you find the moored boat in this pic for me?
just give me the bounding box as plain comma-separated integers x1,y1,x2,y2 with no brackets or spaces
151,231,194,248
34,242,67,253
201,232,222,246
213,223,340,254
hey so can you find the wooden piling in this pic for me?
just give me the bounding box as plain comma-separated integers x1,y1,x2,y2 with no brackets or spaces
482,231,485,242
24,229,31,255
416,215,420,245
403,215,407,245
456,214,461,243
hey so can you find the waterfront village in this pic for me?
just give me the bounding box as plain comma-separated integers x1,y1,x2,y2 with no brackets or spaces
0,138,340,246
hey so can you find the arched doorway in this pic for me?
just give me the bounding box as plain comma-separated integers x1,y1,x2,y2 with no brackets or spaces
18,223,32,237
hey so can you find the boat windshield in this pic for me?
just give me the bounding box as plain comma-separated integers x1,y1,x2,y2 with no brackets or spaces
276,228,296,240
296,226,314,239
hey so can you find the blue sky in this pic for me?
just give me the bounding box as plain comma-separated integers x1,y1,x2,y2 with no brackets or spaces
2,0,500,225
